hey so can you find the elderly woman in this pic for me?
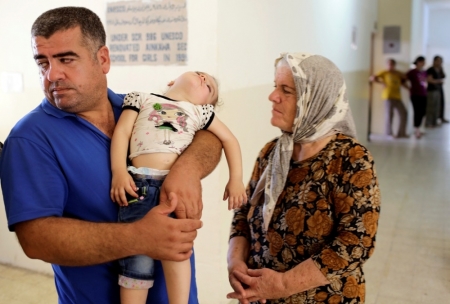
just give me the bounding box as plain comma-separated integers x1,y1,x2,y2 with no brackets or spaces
227,53,381,304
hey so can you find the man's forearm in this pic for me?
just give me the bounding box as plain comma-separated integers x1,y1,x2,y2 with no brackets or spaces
15,199,200,265
15,217,136,266
160,130,222,219
173,130,222,179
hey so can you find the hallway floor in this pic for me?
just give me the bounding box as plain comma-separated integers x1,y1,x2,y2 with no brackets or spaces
1,124,450,303
364,122,450,303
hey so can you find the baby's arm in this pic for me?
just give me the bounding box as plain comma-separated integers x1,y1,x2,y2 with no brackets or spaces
206,117,247,210
110,109,139,206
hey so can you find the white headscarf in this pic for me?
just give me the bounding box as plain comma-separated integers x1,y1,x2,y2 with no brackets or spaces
252,53,357,232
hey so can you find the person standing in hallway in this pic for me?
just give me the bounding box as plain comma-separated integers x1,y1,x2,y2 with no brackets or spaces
370,58,409,138
0,6,223,304
406,56,428,138
227,53,381,303
426,55,447,127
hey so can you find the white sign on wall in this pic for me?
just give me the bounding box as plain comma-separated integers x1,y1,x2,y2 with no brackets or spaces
106,0,188,66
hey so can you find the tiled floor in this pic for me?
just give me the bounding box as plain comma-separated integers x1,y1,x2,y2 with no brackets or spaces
0,263,57,303
1,123,450,303
363,122,450,303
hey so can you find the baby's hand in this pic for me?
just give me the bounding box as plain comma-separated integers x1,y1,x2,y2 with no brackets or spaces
110,171,138,206
223,180,248,210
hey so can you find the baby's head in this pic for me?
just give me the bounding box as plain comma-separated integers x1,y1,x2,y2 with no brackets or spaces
166,71,219,106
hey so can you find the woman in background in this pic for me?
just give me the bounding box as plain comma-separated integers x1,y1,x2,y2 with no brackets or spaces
406,56,428,138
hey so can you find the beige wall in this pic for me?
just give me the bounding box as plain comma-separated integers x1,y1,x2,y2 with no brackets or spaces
0,1,377,303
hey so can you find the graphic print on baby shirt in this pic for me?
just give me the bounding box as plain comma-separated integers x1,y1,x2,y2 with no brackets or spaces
148,102,189,146
124,92,215,159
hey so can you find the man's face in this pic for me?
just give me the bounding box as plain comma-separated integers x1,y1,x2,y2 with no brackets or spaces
435,57,443,67
31,26,110,113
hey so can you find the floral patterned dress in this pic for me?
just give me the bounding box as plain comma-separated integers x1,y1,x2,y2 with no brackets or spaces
230,134,381,304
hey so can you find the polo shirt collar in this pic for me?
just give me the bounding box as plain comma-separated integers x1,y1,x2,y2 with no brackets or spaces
40,88,123,118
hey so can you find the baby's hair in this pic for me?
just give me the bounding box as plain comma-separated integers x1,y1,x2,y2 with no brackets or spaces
211,75,222,108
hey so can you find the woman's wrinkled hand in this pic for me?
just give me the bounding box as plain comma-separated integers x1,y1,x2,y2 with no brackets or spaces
227,260,254,303
227,268,291,303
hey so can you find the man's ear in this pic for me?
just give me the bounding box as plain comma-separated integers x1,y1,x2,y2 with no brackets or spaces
97,46,111,74
167,80,175,87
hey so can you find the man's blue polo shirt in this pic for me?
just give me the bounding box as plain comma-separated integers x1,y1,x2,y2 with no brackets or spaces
0,89,198,304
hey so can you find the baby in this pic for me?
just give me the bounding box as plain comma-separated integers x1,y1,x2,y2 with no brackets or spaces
110,71,247,304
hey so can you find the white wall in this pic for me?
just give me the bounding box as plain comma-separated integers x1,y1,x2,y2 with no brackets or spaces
425,4,450,106
411,0,427,58
0,1,377,303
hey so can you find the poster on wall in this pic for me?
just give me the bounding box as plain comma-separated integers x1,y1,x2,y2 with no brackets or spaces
106,0,187,66
383,26,400,54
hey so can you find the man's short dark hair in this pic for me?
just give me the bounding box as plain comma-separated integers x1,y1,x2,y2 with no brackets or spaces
31,7,106,56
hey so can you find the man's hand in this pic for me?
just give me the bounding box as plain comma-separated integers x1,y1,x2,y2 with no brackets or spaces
159,130,222,220
227,268,290,303
14,193,201,266
160,171,203,220
135,192,202,261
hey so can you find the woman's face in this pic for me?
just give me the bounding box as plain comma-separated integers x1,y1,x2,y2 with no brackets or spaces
268,63,297,132
416,60,425,70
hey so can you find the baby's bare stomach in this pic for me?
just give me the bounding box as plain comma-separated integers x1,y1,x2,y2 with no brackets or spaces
131,153,178,171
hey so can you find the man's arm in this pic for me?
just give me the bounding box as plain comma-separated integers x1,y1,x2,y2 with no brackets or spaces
15,193,201,266
160,130,222,219
369,74,383,84
427,73,443,84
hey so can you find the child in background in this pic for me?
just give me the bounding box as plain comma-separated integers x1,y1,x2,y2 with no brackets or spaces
110,71,247,304
370,58,409,138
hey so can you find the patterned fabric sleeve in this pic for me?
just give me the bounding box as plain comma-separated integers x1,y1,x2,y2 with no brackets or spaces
230,140,278,241
199,104,215,130
122,91,142,112
311,141,381,283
